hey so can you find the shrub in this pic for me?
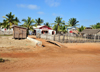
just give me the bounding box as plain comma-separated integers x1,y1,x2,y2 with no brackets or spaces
0,58,5,62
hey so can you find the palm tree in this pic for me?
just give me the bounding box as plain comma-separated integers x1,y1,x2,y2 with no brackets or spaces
22,17,35,35
78,25,86,32
2,12,20,28
35,18,43,25
66,18,79,27
90,23,100,29
44,22,51,27
53,17,65,34
90,24,97,29
60,25,67,33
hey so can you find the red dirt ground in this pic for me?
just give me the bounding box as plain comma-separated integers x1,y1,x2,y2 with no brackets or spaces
0,35,100,72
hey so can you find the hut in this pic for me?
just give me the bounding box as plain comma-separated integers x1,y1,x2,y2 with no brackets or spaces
81,29,100,39
12,25,28,39
81,29,100,35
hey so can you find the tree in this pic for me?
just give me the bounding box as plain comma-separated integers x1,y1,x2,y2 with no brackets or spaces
44,22,51,27
53,16,65,34
90,23,100,29
0,20,9,29
60,25,67,33
22,17,35,35
35,18,43,25
90,24,97,29
2,12,20,29
78,25,86,32
67,18,79,27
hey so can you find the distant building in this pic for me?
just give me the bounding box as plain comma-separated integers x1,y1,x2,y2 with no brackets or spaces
85,27,92,29
0,27,13,35
67,26,79,34
81,29,100,36
33,25,56,35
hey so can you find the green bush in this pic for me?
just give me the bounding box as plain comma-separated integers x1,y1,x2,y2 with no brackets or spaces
0,58,5,62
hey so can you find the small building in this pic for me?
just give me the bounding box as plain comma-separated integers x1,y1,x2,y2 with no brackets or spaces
67,26,79,36
81,29,100,36
85,27,92,29
0,27,13,35
12,25,27,39
33,25,56,35
67,26,78,33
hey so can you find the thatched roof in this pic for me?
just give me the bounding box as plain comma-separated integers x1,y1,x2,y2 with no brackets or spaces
81,29,100,34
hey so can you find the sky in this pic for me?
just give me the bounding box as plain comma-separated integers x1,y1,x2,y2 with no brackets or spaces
0,0,100,27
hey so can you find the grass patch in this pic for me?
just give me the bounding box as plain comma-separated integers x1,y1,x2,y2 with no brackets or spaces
0,34,13,36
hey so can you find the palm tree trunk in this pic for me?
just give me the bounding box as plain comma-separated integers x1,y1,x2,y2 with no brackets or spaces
27,28,29,36
56,24,59,34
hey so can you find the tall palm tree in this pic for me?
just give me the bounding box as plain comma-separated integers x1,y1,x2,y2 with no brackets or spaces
22,17,35,34
53,16,65,34
66,18,79,27
35,18,43,25
2,12,20,28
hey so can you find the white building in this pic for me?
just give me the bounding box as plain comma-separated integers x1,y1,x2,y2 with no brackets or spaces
0,27,13,35
33,25,56,35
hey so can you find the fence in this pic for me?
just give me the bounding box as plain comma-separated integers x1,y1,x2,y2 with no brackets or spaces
36,33,100,43
0,30,13,35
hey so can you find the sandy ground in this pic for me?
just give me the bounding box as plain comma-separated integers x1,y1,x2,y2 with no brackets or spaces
0,35,100,72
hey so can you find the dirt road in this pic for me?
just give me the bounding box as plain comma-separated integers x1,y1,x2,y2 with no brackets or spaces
0,36,100,72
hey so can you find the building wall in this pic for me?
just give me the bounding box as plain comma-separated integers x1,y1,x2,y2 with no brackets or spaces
97,31,100,35
0,27,13,35
34,29,56,35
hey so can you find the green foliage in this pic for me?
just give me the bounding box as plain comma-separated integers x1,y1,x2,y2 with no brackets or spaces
78,25,86,32
44,22,51,27
90,23,100,29
35,18,43,25
0,58,5,62
53,16,65,34
22,17,35,33
1,12,20,29
66,18,79,27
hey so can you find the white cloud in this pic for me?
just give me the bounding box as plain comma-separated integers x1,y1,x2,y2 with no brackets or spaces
52,13,63,16
16,4,39,9
45,0,60,7
37,12,44,14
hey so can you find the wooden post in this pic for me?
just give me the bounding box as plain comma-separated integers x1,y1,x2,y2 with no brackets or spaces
69,33,70,43
59,34,60,42
46,34,47,40
63,34,65,43
85,34,86,42
54,35,55,41
94,34,96,42
98,35,99,42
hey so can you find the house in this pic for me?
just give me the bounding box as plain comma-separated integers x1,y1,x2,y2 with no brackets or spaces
33,25,56,35
85,27,92,29
0,27,13,35
67,26,78,33
81,29,100,36
67,26,79,36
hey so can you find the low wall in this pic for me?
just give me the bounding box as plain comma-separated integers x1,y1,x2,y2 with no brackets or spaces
27,37,42,46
